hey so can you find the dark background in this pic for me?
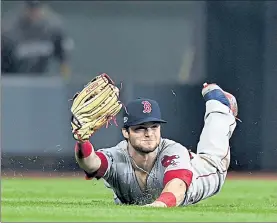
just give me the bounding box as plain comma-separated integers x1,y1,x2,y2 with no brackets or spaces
2,1,277,174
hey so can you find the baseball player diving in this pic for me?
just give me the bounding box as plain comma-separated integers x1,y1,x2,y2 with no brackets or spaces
70,73,238,207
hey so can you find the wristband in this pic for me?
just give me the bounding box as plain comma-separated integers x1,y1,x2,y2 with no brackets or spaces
156,192,177,207
75,141,93,158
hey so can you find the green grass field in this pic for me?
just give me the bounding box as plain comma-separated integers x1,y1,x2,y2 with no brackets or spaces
2,177,277,222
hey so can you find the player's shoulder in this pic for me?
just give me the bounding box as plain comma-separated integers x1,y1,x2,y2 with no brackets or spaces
160,138,188,153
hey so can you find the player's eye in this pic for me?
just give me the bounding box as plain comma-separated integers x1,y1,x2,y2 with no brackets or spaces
150,124,159,129
133,124,159,132
134,126,146,131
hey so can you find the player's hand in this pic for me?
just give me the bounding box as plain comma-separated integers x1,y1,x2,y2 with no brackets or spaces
143,201,167,208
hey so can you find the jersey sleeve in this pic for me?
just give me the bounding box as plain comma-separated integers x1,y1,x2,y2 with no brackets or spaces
160,143,193,187
84,147,117,181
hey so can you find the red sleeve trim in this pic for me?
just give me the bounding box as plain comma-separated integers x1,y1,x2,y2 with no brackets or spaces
85,151,108,180
94,152,108,178
163,169,193,187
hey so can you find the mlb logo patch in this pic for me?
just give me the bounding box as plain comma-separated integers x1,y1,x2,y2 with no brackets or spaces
123,116,128,123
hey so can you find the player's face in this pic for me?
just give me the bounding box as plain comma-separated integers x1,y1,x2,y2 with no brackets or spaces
124,122,161,154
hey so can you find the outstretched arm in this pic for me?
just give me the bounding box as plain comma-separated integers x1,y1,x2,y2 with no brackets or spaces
70,73,122,178
75,141,101,174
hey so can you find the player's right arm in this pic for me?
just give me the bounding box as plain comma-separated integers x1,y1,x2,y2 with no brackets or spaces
69,73,122,179
75,141,100,173
75,140,110,179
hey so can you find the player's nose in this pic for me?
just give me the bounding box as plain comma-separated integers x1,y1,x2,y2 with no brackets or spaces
144,128,154,136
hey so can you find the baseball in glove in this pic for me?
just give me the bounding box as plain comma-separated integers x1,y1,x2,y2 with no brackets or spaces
70,73,123,142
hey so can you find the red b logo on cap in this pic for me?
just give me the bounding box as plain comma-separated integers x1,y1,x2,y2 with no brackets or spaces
142,101,152,113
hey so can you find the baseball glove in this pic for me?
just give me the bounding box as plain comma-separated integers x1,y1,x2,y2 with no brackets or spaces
70,73,122,142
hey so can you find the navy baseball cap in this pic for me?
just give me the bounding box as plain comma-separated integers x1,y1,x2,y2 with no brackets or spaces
123,98,167,127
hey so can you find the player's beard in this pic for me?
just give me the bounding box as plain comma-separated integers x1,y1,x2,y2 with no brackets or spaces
130,138,160,154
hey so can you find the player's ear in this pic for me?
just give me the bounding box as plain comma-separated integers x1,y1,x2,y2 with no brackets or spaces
122,128,129,139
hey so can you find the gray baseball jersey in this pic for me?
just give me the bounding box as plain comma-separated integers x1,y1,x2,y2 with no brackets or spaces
85,100,236,206
87,139,192,205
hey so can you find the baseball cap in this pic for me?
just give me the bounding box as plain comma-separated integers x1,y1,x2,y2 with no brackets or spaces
123,98,167,127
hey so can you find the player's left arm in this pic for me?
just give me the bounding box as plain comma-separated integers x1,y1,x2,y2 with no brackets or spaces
149,178,187,207
145,143,193,207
